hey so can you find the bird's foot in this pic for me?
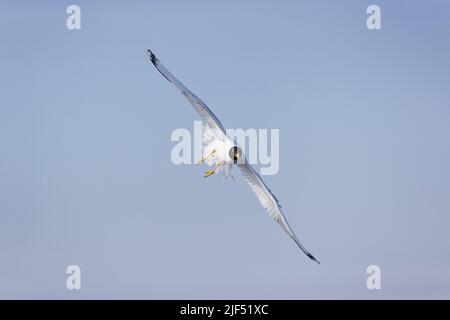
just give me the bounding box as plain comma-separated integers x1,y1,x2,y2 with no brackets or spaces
197,149,216,165
203,169,216,177
203,160,223,177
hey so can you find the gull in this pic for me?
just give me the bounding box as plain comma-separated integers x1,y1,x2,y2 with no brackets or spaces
147,49,319,264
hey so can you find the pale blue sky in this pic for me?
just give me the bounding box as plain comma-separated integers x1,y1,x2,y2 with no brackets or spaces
1,0,450,299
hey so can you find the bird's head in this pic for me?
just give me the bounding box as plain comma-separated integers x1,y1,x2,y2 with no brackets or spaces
229,146,243,164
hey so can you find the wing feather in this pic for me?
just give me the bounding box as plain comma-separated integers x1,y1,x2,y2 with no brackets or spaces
147,49,226,135
239,162,320,264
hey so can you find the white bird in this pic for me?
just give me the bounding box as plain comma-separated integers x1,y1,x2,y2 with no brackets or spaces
147,49,319,264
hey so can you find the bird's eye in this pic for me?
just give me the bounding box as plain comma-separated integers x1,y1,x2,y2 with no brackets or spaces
229,146,242,162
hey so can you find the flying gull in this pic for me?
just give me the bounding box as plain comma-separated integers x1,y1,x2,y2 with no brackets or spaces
147,49,319,264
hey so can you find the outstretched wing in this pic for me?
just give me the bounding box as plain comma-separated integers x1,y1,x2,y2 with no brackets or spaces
239,162,320,264
147,49,226,135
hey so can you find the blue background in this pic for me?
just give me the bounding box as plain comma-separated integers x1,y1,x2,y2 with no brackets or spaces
1,0,449,299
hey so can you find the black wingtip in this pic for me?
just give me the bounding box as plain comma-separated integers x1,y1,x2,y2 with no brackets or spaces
147,49,157,65
293,237,321,265
146,49,172,83
307,253,321,265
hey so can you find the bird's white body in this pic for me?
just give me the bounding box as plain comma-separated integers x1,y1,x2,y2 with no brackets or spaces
201,133,239,180
203,137,234,165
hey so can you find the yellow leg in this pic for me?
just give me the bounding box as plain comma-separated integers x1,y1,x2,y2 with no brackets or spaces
204,161,224,177
197,149,216,165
